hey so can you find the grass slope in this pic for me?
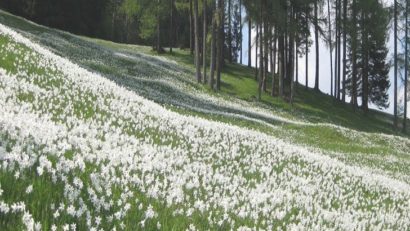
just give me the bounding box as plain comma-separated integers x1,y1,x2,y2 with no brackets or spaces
0,9,410,230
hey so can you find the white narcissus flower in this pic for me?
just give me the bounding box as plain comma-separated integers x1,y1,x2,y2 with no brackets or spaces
25,185,33,194
145,205,156,219
0,22,410,231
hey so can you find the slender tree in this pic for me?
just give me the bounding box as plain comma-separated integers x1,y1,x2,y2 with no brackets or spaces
210,1,217,89
404,0,408,132
351,0,358,108
248,17,252,67
334,0,339,99
279,32,285,96
255,23,259,80
228,0,233,63
263,19,269,92
170,0,174,53
342,0,347,102
193,0,202,82
327,0,334,97
203,0,207,83
258,1,264,100
394,0,398,129
156,0,161,53
337,0,342,100
239,0,243,64
361,5,369,112
216,0,224,90
290,7,296,104
314,1,320,91
305,4,309,90
271,33,277,96
190,0,194,55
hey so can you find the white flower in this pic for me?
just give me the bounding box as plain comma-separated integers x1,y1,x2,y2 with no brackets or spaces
145,205,156,219
187,224,197,231
53,210,60,219
36,166,43,176
0,22,410,231
62,224,70,231
66,205,76,216
22,212,34,231
26,185,33,194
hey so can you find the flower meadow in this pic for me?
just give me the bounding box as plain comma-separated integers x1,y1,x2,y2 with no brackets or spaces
1,19,410,231
1,9,408,159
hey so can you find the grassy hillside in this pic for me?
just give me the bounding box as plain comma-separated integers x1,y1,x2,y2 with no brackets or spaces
94,38,409,135
0,9,410,230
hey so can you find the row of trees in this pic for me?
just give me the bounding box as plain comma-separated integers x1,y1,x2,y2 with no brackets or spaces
395,0,409,131
189,0,408,131
0,0,192,46
1,0,408,131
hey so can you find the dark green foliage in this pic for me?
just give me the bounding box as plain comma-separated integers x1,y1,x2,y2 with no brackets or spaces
344,0,390,110
227,0,242,62
0,0,105,38
0,0,190,48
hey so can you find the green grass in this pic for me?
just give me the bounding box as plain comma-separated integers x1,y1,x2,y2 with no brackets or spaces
82,41,410,157
87,36,409,137
1,8,409,160
1,9,410,230
156,48,410,136
0,33,276,230
78,36,410,172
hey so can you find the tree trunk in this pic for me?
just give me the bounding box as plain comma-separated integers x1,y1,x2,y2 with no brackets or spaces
305,6,309,90
404,0,408,132
203,0,207,83
271,32,277,97
210,6,217,89
337,0,342,100
248,18,252,67
334,0,338,99
258,0,265,100
284,20,288,82
216,0,224,90
314,2,320,91
263,20,269,92
342,0,347,102
30,0,36,18
157,0,161,53
279,33,284,97
255,23,259,80
190,0,194,55
258,20,264,100
193,0,201,82
228,0,233,63
361,10,369,112
290,10,295,105
111,10,116,41
170,0,174,53
296,40,299,84
327,0,334,97
352,0,358,109
239,0,242,64
394,0,398,129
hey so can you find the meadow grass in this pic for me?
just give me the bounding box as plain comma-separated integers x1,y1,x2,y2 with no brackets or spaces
1,10,410,230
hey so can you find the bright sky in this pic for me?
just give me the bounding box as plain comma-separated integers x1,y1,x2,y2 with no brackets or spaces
239,1,409,119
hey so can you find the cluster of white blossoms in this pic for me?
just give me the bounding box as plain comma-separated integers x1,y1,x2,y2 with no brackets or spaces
0,184,39,231
1,22,410,231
